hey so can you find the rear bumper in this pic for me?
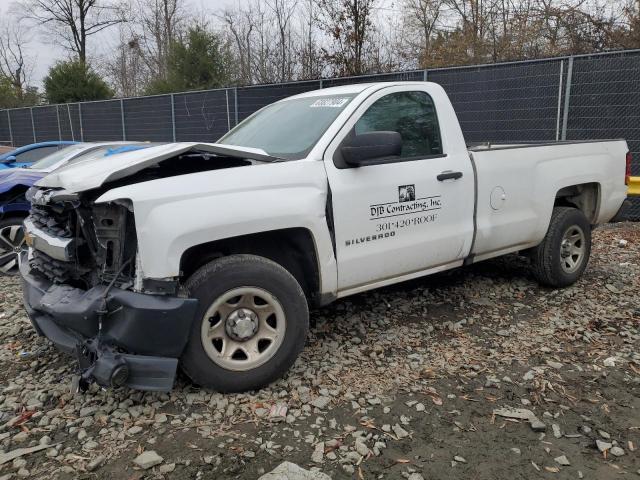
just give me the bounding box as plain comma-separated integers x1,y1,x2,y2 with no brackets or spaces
20,254,198,391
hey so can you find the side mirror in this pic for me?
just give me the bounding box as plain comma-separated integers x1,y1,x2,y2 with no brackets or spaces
341,131,402,167
1,155,17,165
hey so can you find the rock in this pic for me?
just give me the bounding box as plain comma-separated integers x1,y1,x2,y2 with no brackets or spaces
127,426,143,435
392,424,409,439
13,431,28,443
529,417,547,432
580,425,592,435
344,451,361,464
596,440,612,453
554,455,570,466
133,450,163,469
408,474,425,480
492,407,546,432
598,430,610,439
546,360,563,369
155,413,168,423
552,424,562,438
311,442,324,463
159,463,176,473
354,440,369,456
311,396,331,410
605,284,622,294
609,446,625,457
258,461,331,480
415,403,425,412
454,455,466,463
523,370,535,381
603,357,617,367
511,448,521,455
87,455,106,472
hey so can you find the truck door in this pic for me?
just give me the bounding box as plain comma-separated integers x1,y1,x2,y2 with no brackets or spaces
323,85,475,293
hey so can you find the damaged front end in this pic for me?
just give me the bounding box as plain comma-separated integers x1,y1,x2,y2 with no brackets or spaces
21,187,197,391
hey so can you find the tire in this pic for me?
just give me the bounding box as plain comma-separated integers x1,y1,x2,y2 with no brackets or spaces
531,207,591,288
0,217,26,276
181,254,309,392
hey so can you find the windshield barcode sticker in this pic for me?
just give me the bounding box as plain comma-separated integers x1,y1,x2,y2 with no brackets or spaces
310,98,350,108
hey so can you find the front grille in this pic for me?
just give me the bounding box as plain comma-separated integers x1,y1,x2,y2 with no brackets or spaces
27,203,86,285
30,206,73,238
29,250,77,284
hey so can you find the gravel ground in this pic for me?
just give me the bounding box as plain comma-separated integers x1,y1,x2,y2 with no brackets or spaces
0,222,638,480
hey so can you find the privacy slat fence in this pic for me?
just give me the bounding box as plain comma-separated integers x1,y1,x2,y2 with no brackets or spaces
0,49,638,219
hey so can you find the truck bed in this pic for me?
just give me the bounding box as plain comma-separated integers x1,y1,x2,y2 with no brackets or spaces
468,139,628,262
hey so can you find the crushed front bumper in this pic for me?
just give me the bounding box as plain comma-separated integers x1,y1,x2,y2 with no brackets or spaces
20,254,198,391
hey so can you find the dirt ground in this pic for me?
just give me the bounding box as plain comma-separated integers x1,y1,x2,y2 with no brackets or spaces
0,222,637,480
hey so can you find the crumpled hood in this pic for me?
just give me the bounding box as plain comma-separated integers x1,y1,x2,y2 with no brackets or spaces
36,142,275,193
0,168,46,195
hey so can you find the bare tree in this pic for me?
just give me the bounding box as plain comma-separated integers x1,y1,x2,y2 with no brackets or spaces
219,5,256,84
298,0,324,78
316,0,379,76
401,0,445,66
23,0,124,64
0,19,33,100
267,0,299,81
131,0,184,81
106,26,146,96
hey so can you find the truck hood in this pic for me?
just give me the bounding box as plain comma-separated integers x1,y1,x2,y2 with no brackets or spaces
0,168,46,194
35,142,277,193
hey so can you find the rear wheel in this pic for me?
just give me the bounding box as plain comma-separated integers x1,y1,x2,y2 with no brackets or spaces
181,254,309,392
531,207,591,287
0,217,26,275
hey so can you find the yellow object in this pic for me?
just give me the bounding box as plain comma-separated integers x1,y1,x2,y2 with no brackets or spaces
629,176,640,196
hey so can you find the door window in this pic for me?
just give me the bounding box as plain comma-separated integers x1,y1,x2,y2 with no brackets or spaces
15,145,60,162
354,91,443,158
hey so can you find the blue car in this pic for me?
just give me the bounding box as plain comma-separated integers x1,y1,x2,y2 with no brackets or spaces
0,142,154,274
0,141,78,169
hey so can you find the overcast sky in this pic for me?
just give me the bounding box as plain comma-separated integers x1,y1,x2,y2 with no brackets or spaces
3,0,398,88
2,0,241,87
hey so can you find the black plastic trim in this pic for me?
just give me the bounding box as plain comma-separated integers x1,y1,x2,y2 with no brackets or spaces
21,256,198,358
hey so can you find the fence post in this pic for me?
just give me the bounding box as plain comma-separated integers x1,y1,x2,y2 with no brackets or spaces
120,99,126,140
555,60,564,141
56,105,62,140
6,110,13,146
234,87,239,126
319,79,323,89
30,107,36,142
79,103,84,141
561,56,574,141
225,89,231,132
170,94,176,142
66,105,75,141
423,69,428,81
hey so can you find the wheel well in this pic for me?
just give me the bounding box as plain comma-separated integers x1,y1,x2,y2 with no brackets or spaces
179,228,321,304
554,182,599,223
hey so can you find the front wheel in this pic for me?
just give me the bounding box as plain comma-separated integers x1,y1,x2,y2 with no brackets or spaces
0,217,26,275
181,254,309,392
531,207,591,287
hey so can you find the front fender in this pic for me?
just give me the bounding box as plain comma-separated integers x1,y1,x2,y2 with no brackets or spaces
95,161,338,295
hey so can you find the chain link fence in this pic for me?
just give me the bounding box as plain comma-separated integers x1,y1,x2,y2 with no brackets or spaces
0,50,638,219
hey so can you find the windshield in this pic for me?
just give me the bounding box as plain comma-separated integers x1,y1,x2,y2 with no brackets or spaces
29,144,89,169
219,94,356,160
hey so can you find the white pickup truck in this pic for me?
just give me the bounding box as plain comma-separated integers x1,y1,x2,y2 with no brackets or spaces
20,82,630,392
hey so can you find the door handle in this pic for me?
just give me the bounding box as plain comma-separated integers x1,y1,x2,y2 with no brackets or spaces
437,171,463,181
